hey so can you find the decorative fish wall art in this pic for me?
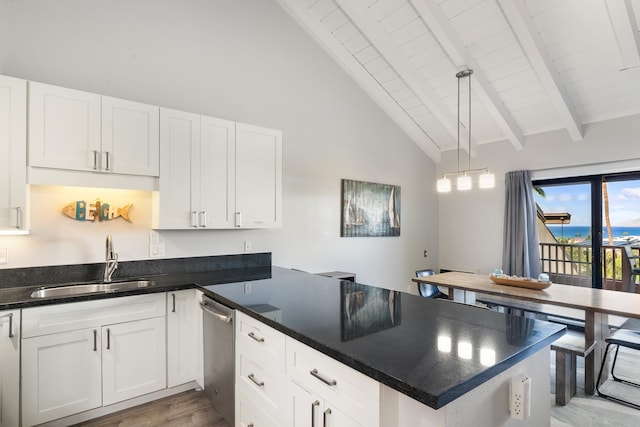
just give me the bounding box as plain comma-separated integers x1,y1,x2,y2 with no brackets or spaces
62,200,133,222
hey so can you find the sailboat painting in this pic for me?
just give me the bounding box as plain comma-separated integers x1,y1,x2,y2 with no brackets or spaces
341,179,401,237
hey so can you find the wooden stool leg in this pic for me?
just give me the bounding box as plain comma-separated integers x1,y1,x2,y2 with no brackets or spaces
556,350,574,405
570,355,577,396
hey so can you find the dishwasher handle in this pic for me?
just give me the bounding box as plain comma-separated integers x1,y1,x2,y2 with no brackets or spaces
200,300,233,323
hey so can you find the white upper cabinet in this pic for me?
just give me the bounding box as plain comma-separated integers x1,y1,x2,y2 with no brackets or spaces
235,123,282,229
154,110,280,229
199,115,236,228
28,81,159,176
102,96,159,176
0,75,28,233
154,108,236,229
28,82,101,171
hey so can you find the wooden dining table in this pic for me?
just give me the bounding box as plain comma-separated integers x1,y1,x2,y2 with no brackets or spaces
413,271,640,395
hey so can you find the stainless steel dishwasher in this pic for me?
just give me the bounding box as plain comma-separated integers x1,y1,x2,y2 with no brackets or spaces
200,295,234,426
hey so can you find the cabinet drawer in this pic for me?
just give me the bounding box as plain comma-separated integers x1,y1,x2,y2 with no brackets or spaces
236,387,279,427
286,337,380,425
22,293,166,337
236,311,285,372
237,340,287,417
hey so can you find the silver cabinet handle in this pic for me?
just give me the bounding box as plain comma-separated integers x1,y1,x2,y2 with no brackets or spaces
172,293,176,312
199,211,206,227
92,150,99,170
0,313,14,338
248,373,264,387
93,329,97,351
199,301,233,323
16,207,22,229
106,328,111,350
311,400,320,427
235,212,242,227
247,424,254,427
248,331,264,343
104,151,111,171
310,369,337,386
323,408,332,427
191,211,198,227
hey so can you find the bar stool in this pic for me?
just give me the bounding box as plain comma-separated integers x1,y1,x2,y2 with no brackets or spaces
596,325,640,408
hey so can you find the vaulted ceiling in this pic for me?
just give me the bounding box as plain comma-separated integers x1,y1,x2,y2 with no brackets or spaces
276,0,640,163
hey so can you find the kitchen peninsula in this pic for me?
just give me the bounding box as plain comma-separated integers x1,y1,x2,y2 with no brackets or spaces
0,255,564,427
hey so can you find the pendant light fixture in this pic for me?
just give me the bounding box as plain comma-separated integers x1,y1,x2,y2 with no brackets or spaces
437,68,495,193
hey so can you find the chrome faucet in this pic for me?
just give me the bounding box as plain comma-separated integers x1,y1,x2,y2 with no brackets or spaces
103,234,118,282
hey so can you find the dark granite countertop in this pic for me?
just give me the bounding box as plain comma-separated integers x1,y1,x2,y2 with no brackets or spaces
0,256,564,410
203,267,565,409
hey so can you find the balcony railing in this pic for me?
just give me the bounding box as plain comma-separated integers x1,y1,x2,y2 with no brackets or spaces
539,243,639,291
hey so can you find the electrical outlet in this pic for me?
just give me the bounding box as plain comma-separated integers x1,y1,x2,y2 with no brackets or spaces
423,250,428,258
244,282,252,294
0,248,7,264
510,374,531,420
150,243,165,257
244,240,252,252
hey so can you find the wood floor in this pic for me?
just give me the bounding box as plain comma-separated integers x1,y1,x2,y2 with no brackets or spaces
72,390,229,427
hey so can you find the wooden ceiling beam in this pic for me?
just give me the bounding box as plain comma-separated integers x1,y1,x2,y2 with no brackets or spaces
275,0,442,162
498,0,583,142
409,0,525,151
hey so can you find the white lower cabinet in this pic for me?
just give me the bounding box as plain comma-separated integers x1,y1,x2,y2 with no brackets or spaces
22,328,103,426
102,317,166,405
0,310,20,427
21,294,167,426
287,337,380,427
167,289,203,388
235,311,288,426
235,312,381,427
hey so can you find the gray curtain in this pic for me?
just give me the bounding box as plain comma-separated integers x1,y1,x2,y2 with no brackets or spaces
502,170,541,277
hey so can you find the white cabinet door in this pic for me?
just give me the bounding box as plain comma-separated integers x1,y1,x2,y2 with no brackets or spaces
167,289,202,387
102,96,159,176
199,116,236,228
237,387,279,427
28,81,102,171
155,108,199,229
102,316,167,406
155,110,235,229
21,328,102,427
235,123,282,228
0,75,28,233
0,310,20,427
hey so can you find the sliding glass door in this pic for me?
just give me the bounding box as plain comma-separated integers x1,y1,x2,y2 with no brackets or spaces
533,172,640,291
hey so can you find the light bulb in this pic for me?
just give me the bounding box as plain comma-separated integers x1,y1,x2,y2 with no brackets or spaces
437,177,451,193
479,172,495,189
457,175,472,191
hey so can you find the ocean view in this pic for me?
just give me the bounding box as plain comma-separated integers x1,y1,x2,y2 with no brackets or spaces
547,225,640,241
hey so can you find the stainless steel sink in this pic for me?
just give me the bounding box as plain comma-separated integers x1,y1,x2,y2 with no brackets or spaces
30,280,155,298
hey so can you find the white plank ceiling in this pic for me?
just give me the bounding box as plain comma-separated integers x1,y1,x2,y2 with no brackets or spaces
276,0,640,162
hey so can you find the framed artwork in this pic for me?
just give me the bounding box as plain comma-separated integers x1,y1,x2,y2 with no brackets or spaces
340,282,401,342
341,179,400,237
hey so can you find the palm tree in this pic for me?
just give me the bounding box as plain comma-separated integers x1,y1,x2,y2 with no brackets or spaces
603,182,613,246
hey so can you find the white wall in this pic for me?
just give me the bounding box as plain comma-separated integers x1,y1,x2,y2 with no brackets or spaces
0,0,438,292
437,115,640,274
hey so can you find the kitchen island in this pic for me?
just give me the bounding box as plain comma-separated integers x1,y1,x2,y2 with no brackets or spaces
204,267,565,426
